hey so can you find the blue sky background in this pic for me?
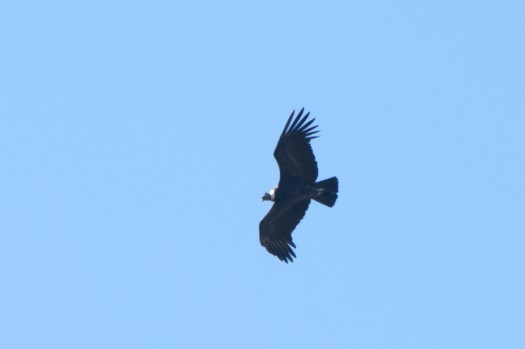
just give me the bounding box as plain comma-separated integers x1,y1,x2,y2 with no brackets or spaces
1,1,524,348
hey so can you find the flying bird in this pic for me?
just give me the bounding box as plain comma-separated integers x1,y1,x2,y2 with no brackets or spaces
260,108,339,263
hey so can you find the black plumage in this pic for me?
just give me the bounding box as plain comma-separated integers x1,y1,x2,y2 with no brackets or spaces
260,108,339,263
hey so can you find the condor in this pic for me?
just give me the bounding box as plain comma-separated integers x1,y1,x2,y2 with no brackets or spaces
260,108,339,263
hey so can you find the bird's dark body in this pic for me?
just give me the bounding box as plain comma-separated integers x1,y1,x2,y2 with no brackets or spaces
273,177,313,203
259,108,339,263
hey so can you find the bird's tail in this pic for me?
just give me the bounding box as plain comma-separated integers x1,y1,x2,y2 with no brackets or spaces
313,177,339,207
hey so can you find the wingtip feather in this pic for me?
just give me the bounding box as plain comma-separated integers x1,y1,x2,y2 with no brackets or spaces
281,110,295,136
282,109,320,140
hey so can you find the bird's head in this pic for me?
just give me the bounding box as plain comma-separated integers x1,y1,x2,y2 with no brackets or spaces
261,188,276,202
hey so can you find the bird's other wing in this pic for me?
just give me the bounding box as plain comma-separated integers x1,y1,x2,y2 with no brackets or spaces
274,108,319,183
259,200,311,263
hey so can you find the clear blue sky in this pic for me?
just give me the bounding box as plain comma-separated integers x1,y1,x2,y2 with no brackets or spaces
1,1,524,348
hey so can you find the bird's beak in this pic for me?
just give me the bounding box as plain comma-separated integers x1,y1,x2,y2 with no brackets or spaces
261,193,271,202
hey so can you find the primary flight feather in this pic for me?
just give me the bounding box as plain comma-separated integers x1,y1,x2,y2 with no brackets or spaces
260,108,339,263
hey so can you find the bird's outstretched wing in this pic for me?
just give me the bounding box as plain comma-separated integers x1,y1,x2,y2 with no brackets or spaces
259,200,311,263
274,108,319,183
